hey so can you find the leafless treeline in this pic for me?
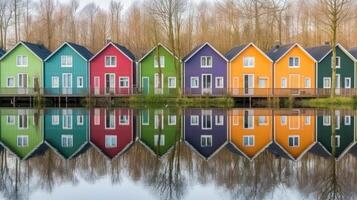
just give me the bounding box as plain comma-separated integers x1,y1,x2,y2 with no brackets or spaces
0,0,357,58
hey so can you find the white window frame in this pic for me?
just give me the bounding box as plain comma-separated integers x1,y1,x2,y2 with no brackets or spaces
6,76,15,88
17,135,29,147
141,110,149,125
168,77,176,88
191,77,199,88
243,135,255,147
305,77,311,88
51,76,59,89
77,76,84,88
154,56,165,68
345,77,351,89
258,116,268,126
154,135,165,146
323,115,331,126
281,78,287,88
168,115,176,125
258,77,268,88
288,135,300,147
52,115,59,125
18,113,28,129
215,77,224,88
16,55,28,67
119,115,129,125
6,115,15,125
243,57,255,68
61,55,73,67
288,57,300,68
190,115,199,126
200,135,213,147
62,111,73,130
77,115,84,125
201,56,212,68
305,116,311,125
215,115,224,126
281,116,287,125
119,77,129,88
202,110,213,130
332,56,341,68
105,56,117,67
331,135,341,148
61,135,73,147
105,135,117,148
323,77,331,89
345,115,351,126
105,110,116,129
94,109,100,125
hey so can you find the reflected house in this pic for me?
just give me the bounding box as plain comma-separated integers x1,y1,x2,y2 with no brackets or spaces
44,108,89,159
229,109,273,160
139,109,180,157
274,110,316,160
90,108,135,159
0,109,44,160
317,111,355,160
184,108,228,160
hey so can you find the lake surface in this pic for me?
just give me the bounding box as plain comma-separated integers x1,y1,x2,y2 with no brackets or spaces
0,107,355,200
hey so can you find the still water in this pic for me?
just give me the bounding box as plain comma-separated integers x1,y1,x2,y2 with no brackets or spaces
0,108,355,200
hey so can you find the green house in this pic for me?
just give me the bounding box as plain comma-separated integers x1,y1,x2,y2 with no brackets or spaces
138,44,181,96
317,112,355,160
44,108,89,159
0,41,51,95
0,109,44,160
139,109,181,157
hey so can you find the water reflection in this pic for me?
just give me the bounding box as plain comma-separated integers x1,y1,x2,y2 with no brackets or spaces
0,108,357,199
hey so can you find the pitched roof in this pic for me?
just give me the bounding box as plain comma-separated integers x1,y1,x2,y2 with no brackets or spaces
67,42,93,60
113,43,135,61
183,42,228,62
267,43,295,62
225,44,249,60
183,44,203,61
306,45,331,62
138,43,178,63
349,47,357,60
267,142,291,160
22,41,51,60
0,49,5,57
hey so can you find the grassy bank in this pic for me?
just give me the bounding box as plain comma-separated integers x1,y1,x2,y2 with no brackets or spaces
296,97,357,109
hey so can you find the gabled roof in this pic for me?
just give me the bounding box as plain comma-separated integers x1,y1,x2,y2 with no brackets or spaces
267,43,316,63
267,142,292,160
0,49,5,57
306,45,331,62
225,42,273,62
183,42,228,62
45,42,93,62
1,41,51,61
138,43,179,63
349,47,357,61
44,139,88,160
228,140,273,161
90,42,135,62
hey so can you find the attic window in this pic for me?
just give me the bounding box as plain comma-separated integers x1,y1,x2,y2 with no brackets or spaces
61,56,73,67
105,56,117,67
289,57,300,68
16,55,28,67
201,56,212,68
331,56,341,68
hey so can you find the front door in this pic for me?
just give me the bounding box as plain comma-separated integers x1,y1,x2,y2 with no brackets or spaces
154,73,163,94
62,73,72,95
202,74,212,95
18,73,28,94
289,74,300,95
142,77,149,95
105,74,115,94
94,76,100,95
244,74,254,95
336,74,341,95
232,77,239,95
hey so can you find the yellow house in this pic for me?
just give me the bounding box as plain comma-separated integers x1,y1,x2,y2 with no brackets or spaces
267,43,317,96
226,43,273,96
229,109,273,160
274,110,316,160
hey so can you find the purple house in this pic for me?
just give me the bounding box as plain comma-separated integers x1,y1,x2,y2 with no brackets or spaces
184,108,228,160
183,43,228,96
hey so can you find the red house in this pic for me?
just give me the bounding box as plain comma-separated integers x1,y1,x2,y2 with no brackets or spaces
90,108,135,159
89,42,136,96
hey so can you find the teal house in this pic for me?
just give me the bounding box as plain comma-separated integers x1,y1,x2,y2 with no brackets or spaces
44,42,93,96
44,108,89,159
307,44,356,94
317,112,356,160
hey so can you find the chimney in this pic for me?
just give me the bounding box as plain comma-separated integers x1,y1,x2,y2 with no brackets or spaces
274,40,281,49
105,39,112,44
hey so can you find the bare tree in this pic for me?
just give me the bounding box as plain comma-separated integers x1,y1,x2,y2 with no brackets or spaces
39,0,55,49
0,0,13,49
109,0,122,42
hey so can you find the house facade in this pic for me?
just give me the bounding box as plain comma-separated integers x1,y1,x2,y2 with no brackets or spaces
44,42,93,96
138,44,180,96
183,43,228,96
90,42,135,96
226,43,273,96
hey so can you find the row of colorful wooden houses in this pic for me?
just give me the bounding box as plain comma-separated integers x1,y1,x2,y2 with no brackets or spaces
1,41,357,97
1,108,356,161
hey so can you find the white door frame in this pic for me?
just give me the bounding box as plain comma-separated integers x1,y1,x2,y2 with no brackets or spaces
105,73,115,94
243,74,254,95
94,76,100,95
202,74,212,95
289,74,300,95
62,73,73,95
17,73,28,94
154,73,164,94
232,76,239,95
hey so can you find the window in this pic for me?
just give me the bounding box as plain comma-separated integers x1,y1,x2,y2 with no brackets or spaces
76,76,84,88
190,115,199,125
94,109,100,125
154,56,165,68
305,78,311,88
105,56,117,67
281,78,287,88
52,76,59,88
259,78,268,88
202,110,212,130
105,110,115,129
305,116,311,125
105,135,117,148
52,115,59,125
191,77,199,88
345,77,351,89
61,56,73,67
168,77,176,88
288,136,299,147
63,110,73,129
7,116,15,125
154,110,164,129
243,136,254,147
201,135,212,147
243,57,255,68
16,55,28,67
332,56,341,68
119,77,129,88
168,115,176,125
323,116,331,126
331,135,341,148
289,57,300,67
17,136,28,147
259,116,268,125
243,110,254,129
119,115,129,125
141,110,149,125
154,135,165,146
6,77,15,88
77,115,84,125
18,113,28,129
323,77,331,88
215,77,224,88
61,135,73,147
281,116,287,125
215,115,224,126
345,116,351,125
201,56,212,68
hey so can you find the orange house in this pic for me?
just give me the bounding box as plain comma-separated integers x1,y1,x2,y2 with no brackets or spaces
229,109,273,160
267,43,317,96
274,110,316,160
226,43,273,96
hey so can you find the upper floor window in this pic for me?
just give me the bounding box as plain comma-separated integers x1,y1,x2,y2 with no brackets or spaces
61,56,73,67
288,136,299,147
332,56,341,68
201,56,212,68
105,56,117,67
243,135,254,147
201,135,212,147
61,135,73,147
289,57,300,68
154,56,165,68
16,55,28,67
243,57,255,68
119,77,129,88
105,135,117,148
17,135,29,147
